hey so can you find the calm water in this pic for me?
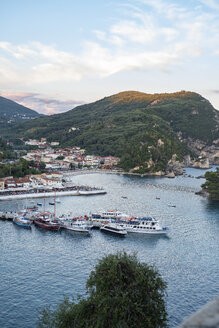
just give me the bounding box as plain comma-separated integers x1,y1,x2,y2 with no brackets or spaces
0,167,218,327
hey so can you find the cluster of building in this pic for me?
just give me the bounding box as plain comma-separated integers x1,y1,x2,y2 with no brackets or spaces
22,139,120,171
0,172,64,191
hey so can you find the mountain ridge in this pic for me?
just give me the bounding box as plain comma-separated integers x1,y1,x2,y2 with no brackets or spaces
1,90,218,173
0,96,42,122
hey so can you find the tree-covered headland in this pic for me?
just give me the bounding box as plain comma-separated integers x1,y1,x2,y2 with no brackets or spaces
201,168,219,201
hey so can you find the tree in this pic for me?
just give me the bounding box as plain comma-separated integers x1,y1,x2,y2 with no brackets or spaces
38,252,167,328
201,168,219,201
38,162,46,171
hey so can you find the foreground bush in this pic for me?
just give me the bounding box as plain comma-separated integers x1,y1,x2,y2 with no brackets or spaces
38,252,167,328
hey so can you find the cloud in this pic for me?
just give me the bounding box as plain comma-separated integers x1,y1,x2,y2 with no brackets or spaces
198,0,219,10
0,0,218,112
0,91,84,115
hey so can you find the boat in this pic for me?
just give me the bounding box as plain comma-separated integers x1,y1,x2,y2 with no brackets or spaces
49,202,55,205
118,217,169,235
168,204,176,207
87,210,130,228
34,212,61,231
64,218,92,234
0,211,17,221
100,222,127,236
37,203,42,206
13,216,32,228
56,198,61,203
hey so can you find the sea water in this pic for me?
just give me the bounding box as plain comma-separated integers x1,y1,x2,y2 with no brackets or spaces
0,167,218,327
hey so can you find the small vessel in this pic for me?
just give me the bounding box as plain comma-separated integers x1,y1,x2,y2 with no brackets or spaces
100,222,127,236
37,203,42,206
56,198,61,203
168,204,176,207
64,218,92,234
29,200,35,203
49,202,55,205
13,216,32,228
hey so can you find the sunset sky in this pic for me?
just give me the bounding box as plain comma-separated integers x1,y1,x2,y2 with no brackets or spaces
0,0,219,114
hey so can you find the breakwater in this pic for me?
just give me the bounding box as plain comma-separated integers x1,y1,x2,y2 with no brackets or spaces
0,189,106,201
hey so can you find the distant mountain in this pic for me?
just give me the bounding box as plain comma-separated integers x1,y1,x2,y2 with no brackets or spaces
1,91,218,173
0,96,42,122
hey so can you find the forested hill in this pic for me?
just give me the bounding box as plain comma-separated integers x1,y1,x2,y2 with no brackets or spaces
0,96,41,122
1,91,219,173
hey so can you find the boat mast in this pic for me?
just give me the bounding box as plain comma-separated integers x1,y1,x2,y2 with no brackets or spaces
44,191,45,213
54,189,56,221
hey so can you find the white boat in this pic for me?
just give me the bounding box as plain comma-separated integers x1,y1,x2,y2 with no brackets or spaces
64,218,92,234
56,198,61,203
100,222,127,236
118,217,169,235
87,210,130,228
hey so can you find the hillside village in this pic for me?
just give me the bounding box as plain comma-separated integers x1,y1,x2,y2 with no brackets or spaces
0,138,120,192
22,138,120,170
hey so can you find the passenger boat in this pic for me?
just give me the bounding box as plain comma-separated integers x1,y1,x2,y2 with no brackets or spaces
13,216,32,228
100,222,127,236
34,212,61,231
87,210,130,228
64,218,92,234
118,217,169,235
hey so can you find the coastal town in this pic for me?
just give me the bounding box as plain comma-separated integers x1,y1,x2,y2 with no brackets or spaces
0,137,120,195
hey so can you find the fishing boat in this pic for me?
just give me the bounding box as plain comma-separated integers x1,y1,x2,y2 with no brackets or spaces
118,217,169,235
100,222,127,236
13,216,32,228
34,212,61,231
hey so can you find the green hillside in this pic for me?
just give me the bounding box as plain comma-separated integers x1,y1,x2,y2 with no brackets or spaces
1,91,218,173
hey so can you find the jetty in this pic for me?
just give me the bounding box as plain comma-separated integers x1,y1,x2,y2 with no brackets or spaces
0,189,106,201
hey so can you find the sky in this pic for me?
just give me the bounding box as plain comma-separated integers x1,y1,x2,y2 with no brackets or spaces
0,0,219,115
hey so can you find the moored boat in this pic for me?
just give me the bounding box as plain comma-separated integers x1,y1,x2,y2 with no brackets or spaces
100,222,127,236
87,210,130,228
64,218,92,234
34,212,61,231
118,217,169,235
13,216,32,228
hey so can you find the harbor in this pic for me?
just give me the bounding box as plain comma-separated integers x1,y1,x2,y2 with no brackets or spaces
0,168,218,328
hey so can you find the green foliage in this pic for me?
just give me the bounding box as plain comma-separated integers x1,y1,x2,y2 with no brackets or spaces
38,252,167,328
0,137,16,161
56,155,65,160
0,158,38,178
201,168,219,200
